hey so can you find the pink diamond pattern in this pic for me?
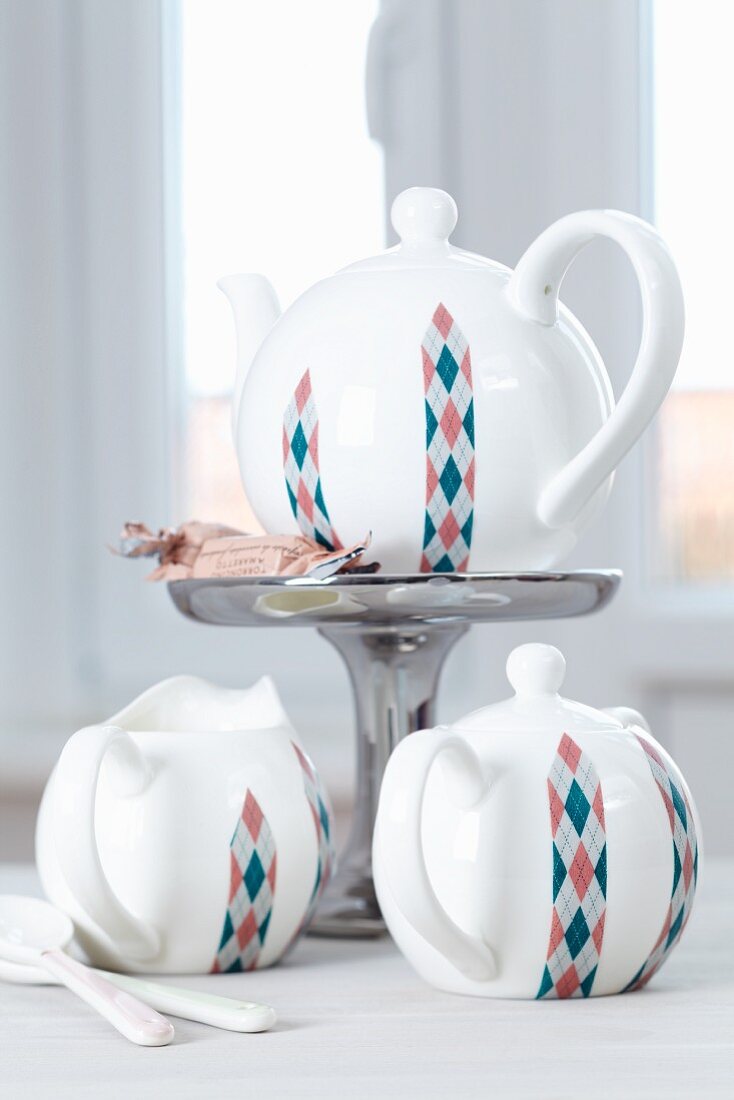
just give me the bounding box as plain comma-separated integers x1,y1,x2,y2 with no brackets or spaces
282,368,341,551
211,789,276,973
537,734,607,999
420,304,475,573
623,735,699,991
290,741,334,941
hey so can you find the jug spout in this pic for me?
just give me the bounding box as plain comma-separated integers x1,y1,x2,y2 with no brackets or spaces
108,673,292,734
218,274,281,438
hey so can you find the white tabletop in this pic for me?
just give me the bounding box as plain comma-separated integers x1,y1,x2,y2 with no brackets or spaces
1,861,732,1099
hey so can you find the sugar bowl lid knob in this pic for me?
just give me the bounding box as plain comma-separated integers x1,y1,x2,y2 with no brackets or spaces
391,187,458,243
506,643,566,697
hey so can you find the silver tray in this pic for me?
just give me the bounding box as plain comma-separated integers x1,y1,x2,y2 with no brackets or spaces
169,570,620,628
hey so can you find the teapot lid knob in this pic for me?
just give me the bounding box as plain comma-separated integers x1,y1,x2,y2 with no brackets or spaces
391,187,458,244
506,644,566,697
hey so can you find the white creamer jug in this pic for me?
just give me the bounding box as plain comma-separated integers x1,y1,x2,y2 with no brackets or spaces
36,675,334,973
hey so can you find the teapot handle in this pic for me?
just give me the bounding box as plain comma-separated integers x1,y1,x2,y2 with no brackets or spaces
374,729,496,981
50,725,161,962
507,210,684,528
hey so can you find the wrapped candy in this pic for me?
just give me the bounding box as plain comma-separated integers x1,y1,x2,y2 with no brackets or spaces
117,522,376,581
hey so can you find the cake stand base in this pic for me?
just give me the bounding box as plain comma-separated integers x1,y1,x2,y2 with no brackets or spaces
312,624,465,936
169,571,620,937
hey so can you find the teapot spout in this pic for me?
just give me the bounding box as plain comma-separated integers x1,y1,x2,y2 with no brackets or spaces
218,274,281,438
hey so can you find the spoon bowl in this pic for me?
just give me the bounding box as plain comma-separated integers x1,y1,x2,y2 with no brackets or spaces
0,956,49,984
0,895,73,964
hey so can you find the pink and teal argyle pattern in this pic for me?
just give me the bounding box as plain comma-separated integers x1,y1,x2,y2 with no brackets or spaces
623,735,699,991
420,303,475,572
537,734,607,999
292,740,334,934
211,789,276,973
282,368,341,551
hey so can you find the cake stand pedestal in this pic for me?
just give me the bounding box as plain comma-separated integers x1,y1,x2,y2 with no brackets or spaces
169,570,620,937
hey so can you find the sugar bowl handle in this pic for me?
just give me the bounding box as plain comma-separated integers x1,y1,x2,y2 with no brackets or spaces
602,706,652,732
508,209,684,528
375,729,496,981
51,725,161,963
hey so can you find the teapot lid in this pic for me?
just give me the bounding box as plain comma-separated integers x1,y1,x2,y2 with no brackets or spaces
340,187,504,274
450,644,626,736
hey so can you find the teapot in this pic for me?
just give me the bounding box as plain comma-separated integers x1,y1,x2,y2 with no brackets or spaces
221,187,683,572
372,644,700,998
35,675,334,974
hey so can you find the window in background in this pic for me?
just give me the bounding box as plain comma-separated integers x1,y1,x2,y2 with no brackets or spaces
653,0,734,583
180,0,383,528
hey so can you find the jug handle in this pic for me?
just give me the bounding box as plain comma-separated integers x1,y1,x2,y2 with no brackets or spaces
507,210,684,528
374,729,496,981
50,725,161,962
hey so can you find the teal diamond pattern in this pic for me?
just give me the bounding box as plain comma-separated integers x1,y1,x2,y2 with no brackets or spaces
565,907,591,959
565,779,591,835
290,422,308,470
623,735,699,992
552,843,566,901
537,734,607,1000
420,304,475,572
286,741,335,952
438,455,462,505
211,789,276,974
435,345,459,390
282,368,340,550
244,851,265,900
425,401,438,445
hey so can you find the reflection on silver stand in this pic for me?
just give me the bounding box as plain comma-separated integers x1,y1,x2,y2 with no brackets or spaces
169,571,620,936
315,625,465,935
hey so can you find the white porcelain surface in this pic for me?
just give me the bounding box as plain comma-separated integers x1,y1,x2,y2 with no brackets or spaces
373,643,701,998
222,186,683,572
36,676,334,974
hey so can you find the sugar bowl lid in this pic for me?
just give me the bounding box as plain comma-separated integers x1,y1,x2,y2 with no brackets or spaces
450,644,626,736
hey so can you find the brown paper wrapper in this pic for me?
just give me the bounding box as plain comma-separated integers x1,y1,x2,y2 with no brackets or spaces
116,522,376,581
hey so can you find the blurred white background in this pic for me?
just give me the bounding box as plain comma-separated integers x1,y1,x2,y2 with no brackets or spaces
1,0,733,860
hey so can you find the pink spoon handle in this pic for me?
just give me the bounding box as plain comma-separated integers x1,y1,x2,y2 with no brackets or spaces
41,949,174,1047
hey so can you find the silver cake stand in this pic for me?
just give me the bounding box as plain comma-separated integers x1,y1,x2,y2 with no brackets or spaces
169,570,620,937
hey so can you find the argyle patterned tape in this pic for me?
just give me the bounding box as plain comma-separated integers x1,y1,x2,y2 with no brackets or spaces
291,740,334,936
211,789,276,973
537,734,607,999
282,368,341,550
420,303,475,572
623,735,699,992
